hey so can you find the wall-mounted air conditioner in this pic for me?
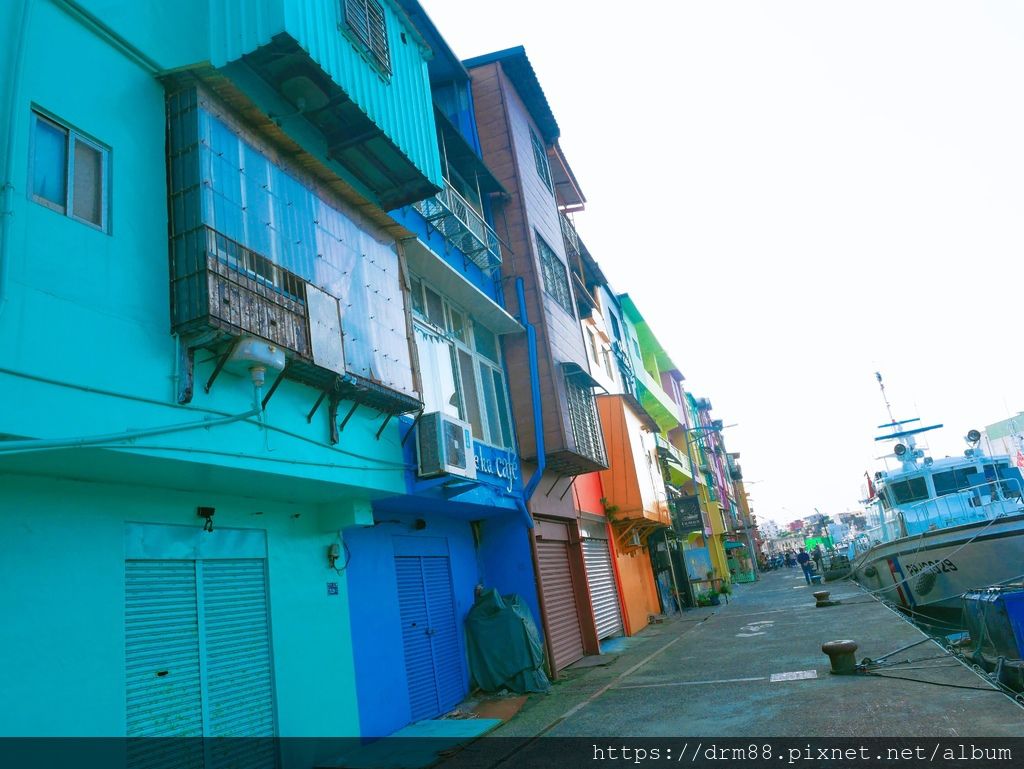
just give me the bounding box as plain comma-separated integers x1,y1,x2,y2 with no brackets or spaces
417,412,477,480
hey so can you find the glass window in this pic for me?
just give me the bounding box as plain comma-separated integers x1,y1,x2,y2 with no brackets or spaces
530,128,553,192
473,323,499,363
479,362,502,446
609,313,622,341
424,285,445,328
447,305,466,343
30,111,107,230
888,476,929,505
458,349,483,440
411,273,515,448
414,323,461,420
409,276,425,316
536,233,574,316
491,367,513,448
31,116,67,211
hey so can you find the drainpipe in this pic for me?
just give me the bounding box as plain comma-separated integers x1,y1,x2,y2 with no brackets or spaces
0,0,34,320
517,277,545,502
515,276,560,676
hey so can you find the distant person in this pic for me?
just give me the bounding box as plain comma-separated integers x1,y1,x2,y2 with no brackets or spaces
785,551,795,568
797,547,813,585
812,545,823,573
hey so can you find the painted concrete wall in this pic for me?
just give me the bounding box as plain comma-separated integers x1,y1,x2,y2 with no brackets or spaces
0,474,363,759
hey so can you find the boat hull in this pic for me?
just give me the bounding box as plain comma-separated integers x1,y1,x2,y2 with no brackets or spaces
851,514,1024,610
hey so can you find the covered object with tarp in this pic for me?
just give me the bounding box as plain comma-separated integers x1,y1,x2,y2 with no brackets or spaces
465,589,550,693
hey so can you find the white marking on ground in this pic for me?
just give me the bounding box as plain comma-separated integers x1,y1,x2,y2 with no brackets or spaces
770,670,818,682
616,676,766,690
736,620,774,637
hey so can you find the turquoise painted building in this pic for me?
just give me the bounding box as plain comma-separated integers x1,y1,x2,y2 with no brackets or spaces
0,0,460,761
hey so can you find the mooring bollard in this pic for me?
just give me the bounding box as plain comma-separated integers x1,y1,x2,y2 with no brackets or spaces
812,589,839,608
821,639,859,675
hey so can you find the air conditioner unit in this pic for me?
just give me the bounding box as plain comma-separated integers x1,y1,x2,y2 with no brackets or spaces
629,529,643,548
416,412,477,480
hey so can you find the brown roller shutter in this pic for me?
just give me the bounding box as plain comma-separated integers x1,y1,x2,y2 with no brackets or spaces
536,536,585,671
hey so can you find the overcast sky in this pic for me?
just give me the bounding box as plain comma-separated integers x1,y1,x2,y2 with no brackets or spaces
425,1,1024,526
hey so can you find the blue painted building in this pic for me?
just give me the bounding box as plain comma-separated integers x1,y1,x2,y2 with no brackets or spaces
0,0,460,762
344,3,541,737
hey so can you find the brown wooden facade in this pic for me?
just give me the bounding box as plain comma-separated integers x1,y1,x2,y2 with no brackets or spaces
467,49,609,674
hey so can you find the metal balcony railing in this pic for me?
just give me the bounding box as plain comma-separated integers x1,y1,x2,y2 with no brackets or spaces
559,212,580,259
413,181,502,271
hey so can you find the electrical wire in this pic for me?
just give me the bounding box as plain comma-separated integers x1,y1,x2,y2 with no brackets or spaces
863,670,1007,692
0,365,413,469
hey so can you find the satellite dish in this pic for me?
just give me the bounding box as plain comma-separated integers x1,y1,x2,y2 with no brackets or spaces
893,443,908,457
966,429,981,444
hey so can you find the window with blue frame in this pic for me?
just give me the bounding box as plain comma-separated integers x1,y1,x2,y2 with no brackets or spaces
30,110,108,231
410,274,514,449
343,0,391,76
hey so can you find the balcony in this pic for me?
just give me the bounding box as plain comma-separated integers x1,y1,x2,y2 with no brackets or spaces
413,181,502,272
656,434,693,483
633,365,683,432
171,223,423,439
559,212,581,261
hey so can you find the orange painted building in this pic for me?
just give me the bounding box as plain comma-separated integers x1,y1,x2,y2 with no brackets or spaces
596,394,669,634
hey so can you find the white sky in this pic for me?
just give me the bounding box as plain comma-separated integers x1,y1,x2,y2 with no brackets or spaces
424,1,1024,525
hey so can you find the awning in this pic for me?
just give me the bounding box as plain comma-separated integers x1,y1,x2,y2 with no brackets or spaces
724,540,747,550
561,361,605,391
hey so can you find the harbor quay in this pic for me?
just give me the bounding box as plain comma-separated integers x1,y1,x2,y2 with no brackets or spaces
461,569,1024,742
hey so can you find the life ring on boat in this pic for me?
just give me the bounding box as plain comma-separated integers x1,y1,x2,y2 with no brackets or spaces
863,565,877,579
915,569,937,596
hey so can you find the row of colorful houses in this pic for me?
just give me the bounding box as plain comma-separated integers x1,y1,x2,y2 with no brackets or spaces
0,0,761,758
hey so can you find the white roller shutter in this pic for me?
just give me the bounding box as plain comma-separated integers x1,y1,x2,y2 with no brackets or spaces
582,539,623,639
125,556,276,768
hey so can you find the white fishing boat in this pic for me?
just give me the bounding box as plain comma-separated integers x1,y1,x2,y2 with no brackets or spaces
850,377,1024,611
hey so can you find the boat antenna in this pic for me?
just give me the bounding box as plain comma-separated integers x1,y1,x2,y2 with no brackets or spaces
875,372,897,426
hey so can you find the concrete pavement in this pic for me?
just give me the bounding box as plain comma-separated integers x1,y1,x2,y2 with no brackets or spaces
493,569,1024,738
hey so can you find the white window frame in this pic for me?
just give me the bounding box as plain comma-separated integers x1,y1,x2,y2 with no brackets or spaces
29,109,109,232
409,275,515,450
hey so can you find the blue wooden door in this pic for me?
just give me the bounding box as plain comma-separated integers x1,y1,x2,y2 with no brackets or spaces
395,555,464,722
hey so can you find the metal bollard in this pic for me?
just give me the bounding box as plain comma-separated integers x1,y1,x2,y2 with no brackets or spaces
813,590,839,608
821,639,859,675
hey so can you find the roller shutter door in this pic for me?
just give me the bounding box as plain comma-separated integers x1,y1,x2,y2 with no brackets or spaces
396,555,465,722
536,538,585,671
582,538,623,639
125,558,276,769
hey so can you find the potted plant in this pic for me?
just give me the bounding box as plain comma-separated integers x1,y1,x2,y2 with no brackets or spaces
696,589,720,607
719,581,733,596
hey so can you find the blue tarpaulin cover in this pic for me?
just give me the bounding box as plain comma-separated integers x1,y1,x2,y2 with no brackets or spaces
465,589,550,694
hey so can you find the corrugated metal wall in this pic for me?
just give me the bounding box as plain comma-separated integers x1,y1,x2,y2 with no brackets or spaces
207,0,443,189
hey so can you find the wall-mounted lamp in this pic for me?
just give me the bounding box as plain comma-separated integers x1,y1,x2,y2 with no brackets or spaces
197,506,215,532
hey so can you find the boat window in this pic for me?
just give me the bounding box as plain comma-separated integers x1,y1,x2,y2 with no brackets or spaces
932,467,979,496
887,476,929,505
